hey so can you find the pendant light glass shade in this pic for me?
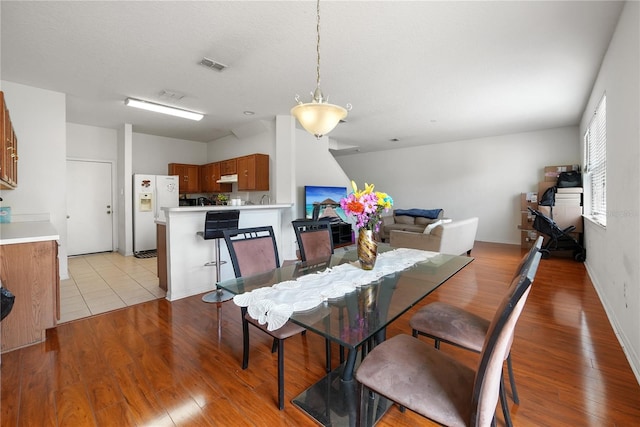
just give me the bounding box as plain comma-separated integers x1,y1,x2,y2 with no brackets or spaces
291,97,347,139
292,0,349,139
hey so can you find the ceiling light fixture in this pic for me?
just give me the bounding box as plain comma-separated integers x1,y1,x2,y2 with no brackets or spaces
291,0,351,139
124,97,204,121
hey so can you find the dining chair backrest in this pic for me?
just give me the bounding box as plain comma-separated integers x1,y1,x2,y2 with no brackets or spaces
223,226,280,278
512,235,543,280
292,220,334,262
470,250,541,426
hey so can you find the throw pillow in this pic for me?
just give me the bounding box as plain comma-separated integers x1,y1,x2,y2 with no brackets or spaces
423,218,452,234
423,220,443,234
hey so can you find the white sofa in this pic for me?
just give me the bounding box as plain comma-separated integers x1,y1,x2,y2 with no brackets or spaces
389,217,479,256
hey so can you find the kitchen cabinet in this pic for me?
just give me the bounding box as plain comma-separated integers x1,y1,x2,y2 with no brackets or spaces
200,162,232,193
1,240,59,352
237,154,269,191
1,91,18,190
168,163,200,194
220,158,237,175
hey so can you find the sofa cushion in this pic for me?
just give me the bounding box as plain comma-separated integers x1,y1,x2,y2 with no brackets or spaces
395,208,443,219
395,215,415,225
415,216,441,226
385,224,426,234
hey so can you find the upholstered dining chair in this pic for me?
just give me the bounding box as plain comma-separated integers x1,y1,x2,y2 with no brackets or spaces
223,225,307,410
292,220,334,262
355,250,541,427
408,236,544,426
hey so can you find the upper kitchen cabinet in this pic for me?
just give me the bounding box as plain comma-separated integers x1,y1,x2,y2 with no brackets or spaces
200,162,232,193
168,163,200,194
220,158,237,176
237,154,269,191
1,92,18,190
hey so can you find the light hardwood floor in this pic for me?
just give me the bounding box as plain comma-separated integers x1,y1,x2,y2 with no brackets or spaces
1,242,639,426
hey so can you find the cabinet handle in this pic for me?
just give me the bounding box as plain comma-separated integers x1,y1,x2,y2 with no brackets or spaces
6,146,12,150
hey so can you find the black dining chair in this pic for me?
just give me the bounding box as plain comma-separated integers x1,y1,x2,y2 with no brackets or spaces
292,219,346,366
408,236,543,426
222,225,308,410
355,249,541,427
292,220,334,262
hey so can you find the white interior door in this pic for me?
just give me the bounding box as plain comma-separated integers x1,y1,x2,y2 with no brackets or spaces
67,159,114,255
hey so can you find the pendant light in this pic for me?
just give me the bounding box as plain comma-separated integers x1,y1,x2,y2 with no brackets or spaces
291,0,351,139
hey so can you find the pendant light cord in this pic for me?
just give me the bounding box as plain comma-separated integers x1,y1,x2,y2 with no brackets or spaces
316,0,321,90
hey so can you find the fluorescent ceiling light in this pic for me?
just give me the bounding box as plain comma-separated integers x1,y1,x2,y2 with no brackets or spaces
124,97,204,121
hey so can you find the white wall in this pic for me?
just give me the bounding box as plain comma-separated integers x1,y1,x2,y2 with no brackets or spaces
0,81,69,279
580,1,640,382
132,132,207,175
67,123,117,160
337,126,579,244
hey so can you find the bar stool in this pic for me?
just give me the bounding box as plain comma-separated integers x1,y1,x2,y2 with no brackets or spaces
198,210,240,303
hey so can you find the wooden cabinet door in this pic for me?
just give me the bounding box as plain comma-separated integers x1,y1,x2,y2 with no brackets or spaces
1,91,18,189
200,163,214,193
220,159,237,175
0,240,58,352
1,92,6,184
237,154,269,191
169,163,199,194
184,164,200,193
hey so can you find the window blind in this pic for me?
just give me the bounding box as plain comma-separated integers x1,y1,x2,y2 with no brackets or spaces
584,94,606,225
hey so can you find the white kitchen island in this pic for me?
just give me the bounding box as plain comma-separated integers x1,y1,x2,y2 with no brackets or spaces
160,204,293,301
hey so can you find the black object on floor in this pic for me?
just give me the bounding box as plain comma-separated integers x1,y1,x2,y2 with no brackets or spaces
134,250,157,259
1,287,15,321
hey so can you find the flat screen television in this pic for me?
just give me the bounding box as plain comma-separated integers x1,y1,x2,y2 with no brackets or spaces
304,185,348,221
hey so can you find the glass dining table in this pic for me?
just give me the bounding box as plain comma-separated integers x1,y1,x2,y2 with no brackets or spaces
216,247,474,426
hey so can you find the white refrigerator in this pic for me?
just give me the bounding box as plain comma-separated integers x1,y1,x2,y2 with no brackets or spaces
133,174,179,253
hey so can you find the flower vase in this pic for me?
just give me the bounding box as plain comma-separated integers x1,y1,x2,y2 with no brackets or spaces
357,229,378,270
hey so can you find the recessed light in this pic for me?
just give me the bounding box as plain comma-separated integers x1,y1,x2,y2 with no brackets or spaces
243,111,255,115
390,138,399,142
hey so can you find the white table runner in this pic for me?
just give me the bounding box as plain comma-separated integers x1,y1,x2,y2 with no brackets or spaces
233,248,438,331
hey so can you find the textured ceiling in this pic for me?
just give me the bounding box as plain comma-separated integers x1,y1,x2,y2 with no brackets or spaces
0,1,624,155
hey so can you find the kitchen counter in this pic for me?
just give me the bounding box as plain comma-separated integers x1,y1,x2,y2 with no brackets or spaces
160,203,293,301
0,221,60,245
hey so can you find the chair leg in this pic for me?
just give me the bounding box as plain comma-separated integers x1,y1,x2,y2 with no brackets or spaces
325,338,332,373
434,338,441,350
500,374,513,427
412,328,418,338
277,338,284,410
241,308,250,370
506,352,520,404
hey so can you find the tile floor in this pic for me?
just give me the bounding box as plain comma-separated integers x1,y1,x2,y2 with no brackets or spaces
59,252,166,323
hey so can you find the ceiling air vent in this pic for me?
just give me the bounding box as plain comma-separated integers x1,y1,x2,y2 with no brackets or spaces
200,57,227,71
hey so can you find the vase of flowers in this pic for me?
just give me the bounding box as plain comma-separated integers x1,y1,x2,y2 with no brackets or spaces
340,181,393,270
